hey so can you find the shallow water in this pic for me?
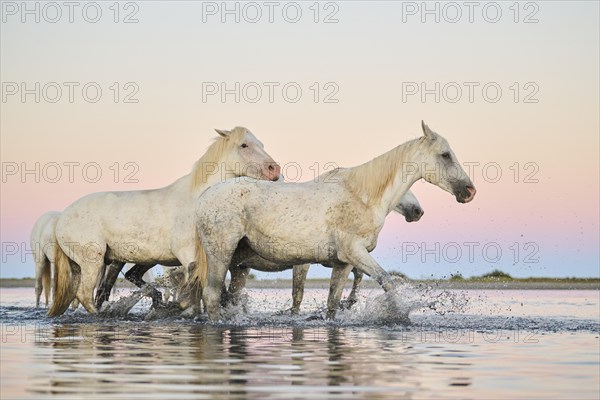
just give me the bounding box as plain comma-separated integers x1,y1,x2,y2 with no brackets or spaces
1,287,599,399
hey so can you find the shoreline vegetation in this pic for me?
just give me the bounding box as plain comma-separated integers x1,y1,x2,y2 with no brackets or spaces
2,269,599,291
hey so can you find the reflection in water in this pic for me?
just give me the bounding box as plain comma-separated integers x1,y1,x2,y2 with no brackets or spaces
22,324,471,399
1,288,598,399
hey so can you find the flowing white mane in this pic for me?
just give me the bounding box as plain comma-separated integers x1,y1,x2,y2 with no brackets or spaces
345,137,423,205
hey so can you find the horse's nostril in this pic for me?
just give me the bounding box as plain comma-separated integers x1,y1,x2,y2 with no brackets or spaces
268,165,274,171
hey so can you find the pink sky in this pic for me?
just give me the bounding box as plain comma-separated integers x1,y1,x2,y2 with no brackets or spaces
1,2,598,278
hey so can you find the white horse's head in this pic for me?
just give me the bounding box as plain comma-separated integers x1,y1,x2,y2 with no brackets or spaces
417,121,476,203
393,190,424,222
214,127,281,182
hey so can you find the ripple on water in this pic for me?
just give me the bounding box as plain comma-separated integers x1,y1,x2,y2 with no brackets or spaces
1,287,599,399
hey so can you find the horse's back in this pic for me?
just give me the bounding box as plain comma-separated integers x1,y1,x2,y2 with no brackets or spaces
58,189,174,233
31,211,60,246
197,179,352,265
55,189,181,261
30,211,60,263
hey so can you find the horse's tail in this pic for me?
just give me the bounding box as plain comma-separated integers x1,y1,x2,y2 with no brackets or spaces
194,228,209,289
190,229,208,289
42,258,51,306
177,230,208,310
188,229,208,294
47,242,80,317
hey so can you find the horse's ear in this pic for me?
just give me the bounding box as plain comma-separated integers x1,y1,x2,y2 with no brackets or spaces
215,129,231,137
421,120,436,141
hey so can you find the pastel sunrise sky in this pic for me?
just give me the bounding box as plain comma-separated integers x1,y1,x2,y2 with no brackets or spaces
1,1,598,279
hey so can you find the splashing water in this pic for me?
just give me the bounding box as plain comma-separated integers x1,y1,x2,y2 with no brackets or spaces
99,285,160,318
56,281,468,326
194,280,472,327
335,280,470,325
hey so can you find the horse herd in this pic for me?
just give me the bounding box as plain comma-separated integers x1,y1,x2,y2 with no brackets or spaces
31,121,476,321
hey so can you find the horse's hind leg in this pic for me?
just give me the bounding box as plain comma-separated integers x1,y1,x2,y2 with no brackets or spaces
201,238,237,320
345,268,364,307
34,256,49,308
326,264,353,319
170,267,186,302
164,281,172,302
75,260,105,314
292,264,310,314
96,261,125,309
203,257,230,320
220,275,231,307
163,268,173,302
227,267,249,311
125,264,162,307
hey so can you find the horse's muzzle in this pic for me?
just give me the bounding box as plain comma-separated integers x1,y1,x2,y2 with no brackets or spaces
405,207,424,222
457,185,476,203
267,163,281,181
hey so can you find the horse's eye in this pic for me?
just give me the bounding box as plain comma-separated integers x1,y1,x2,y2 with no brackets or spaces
241,143,248,148
441,152,450,159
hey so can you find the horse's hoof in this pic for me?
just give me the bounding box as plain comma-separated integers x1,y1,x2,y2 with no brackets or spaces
193,313,209,323
304,312,325,321
340,299,358,310
150,292,164,308
220,296,233,307
274,307,295,315
151,300,164,309
180,306,196,318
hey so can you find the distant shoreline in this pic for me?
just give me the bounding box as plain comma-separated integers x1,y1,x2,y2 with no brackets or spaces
2,278,598,291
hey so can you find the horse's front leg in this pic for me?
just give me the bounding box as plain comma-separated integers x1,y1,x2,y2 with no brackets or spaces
340,245,395,292
343,268,364,308
326,264,354,319
124,264,162,307
96,261,125,309
292,264,310,314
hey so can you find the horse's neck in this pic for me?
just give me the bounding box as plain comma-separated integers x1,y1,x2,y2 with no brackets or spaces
343,139,422,219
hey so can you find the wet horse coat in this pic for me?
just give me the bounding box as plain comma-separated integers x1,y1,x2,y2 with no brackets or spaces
223,190,424,314
289,190,425,314
193,122,476,320
48,127,281,316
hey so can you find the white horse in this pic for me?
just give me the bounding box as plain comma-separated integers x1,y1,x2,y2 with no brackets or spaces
221,189,424,313
48,127,281,317
288,189,424,314
193,122,476,320
30,212,59,307
100,159,423,312
170,190,423,312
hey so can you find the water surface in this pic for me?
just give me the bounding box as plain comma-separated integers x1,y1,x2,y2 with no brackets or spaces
1,287,599,399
